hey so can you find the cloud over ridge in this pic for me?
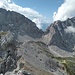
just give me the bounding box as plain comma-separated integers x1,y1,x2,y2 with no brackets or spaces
53,0,75,21
65,26,75,33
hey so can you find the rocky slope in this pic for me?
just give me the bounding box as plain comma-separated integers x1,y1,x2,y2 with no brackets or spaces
0,31,65,75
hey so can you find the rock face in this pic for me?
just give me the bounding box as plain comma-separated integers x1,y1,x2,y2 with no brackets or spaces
44,17,75,57
0,31,17,74
0,8,43,38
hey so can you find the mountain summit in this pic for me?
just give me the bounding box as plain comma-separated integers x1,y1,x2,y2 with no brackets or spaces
0,8,44,39
43,17,75,57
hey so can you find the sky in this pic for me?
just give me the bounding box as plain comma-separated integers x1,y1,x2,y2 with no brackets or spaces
0,0,75,31
12,0,63,19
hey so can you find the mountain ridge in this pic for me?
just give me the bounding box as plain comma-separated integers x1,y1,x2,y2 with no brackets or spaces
42,17,75,57
0,8,44,39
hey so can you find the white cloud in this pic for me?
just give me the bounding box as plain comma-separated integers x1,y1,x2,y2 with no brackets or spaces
32,17,50,29
0,0,49,29
65,26,75,33
33,18,42,29
53,0,75,21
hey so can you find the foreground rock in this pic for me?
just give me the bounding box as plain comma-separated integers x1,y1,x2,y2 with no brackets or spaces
0,31,17,74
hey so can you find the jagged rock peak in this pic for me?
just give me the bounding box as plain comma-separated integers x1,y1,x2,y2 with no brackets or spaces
46,17,75,33
45,17,75,52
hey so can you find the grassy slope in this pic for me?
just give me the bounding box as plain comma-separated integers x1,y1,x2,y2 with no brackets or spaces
54,57,75,75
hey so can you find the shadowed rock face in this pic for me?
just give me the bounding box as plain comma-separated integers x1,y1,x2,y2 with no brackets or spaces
46,18,75,52
0,31,17,74
0,8,44,38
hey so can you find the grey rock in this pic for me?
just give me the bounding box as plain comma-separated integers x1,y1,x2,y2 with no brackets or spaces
0,31,17,74
0,8,44,39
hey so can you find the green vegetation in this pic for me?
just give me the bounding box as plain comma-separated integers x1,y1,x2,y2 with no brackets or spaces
55,57,75,75
36,41,46,46
63,60,75,75
36,41,54,58
0,32,7,36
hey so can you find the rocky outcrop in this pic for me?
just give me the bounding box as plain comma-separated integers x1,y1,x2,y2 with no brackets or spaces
0,31,17,74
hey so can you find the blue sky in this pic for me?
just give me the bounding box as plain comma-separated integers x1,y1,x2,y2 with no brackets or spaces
0,0,75,30
13,0,63,21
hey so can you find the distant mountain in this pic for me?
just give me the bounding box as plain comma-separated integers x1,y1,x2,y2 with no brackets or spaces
0,8,44,38
43,17,75,57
